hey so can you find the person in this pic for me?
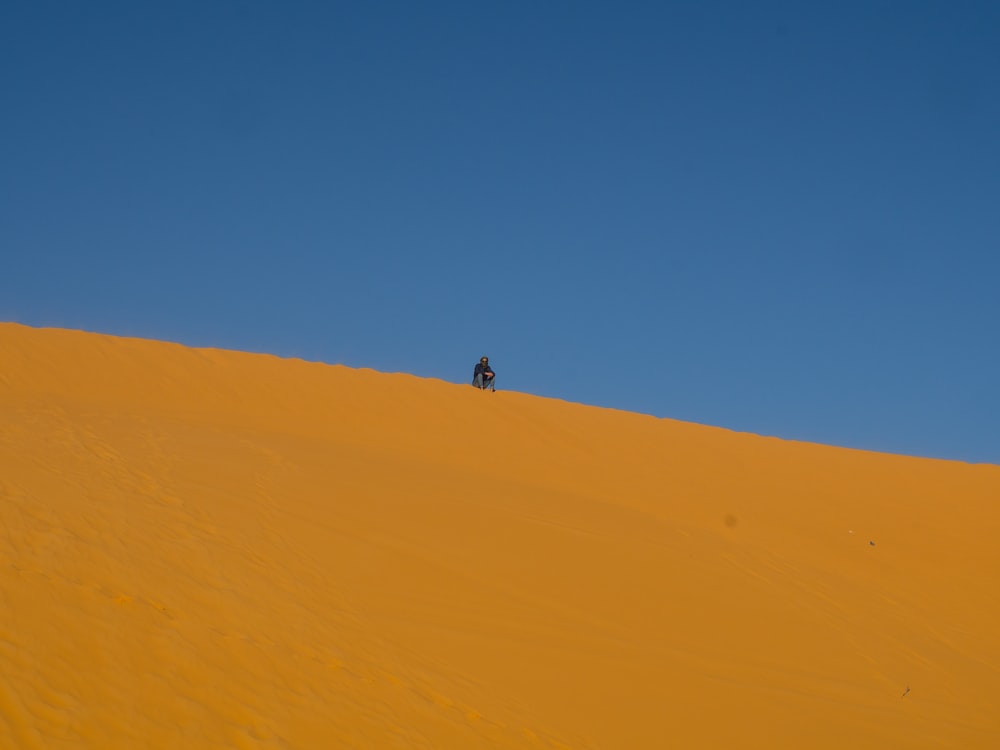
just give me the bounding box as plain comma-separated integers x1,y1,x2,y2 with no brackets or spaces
472,356,495,391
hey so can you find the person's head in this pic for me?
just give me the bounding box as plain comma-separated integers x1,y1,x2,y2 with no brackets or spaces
480,357,489,365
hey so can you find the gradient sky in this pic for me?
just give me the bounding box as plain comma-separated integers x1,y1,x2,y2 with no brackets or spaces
2,1,998,463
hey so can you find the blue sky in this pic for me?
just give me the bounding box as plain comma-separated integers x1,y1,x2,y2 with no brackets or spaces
2,1,998,463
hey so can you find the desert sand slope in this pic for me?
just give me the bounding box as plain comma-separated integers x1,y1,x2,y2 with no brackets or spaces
0,323,998,749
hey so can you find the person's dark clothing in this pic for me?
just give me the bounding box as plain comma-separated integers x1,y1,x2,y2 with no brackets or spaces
473,362,495,389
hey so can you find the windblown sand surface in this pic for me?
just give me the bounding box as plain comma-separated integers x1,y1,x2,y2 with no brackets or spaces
1,323,997,749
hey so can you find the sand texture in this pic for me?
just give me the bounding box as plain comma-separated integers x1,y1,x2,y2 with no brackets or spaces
1,322,998,748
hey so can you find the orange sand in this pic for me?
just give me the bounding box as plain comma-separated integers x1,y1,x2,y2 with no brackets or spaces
1,322,997,749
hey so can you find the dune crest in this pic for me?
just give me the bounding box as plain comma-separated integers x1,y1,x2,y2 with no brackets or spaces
1,322,998,749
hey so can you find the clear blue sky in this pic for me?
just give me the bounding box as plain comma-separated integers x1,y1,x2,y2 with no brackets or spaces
2,1,998,463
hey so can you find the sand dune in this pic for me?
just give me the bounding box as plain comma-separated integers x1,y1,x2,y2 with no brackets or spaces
1,322,997,749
